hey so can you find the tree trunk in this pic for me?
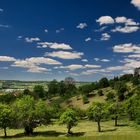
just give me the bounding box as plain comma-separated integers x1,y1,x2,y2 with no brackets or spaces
97,121,101,132
115,116,118,126
67,124,71,134
4,128,7,137
24,125,33,135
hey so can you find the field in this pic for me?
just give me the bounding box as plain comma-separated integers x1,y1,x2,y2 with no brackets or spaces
0,120,140,140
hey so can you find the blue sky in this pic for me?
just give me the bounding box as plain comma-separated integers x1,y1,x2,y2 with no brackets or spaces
0,0,140,81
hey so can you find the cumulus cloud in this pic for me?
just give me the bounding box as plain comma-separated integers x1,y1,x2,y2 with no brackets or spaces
0,56,16,62
112,26,139,33
85,37,91,42
37,42,72,50
76,23,87,29
115,17,139,25
45,51,84,59
25,37,40,43
85,64,101,68
101,33,111,41
11,57,61,73
113,43,140,53
131,0,140,10
96,16,114,25
60,64,84,70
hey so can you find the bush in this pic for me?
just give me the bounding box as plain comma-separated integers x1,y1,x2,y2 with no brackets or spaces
106,92,115,101
98,90,104,96
82,95,89,104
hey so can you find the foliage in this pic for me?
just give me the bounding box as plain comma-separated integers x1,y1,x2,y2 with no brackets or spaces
97,90,104,96
0,103,13,137
59,108,78,134
87,102,106,132
98,77,109,88
106,92,115,101
82,95,89,104
33,85,45,99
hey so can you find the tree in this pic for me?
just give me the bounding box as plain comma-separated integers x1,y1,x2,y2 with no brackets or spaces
23,89,31,95
57,81,66,96
132,76,140,86
33,85,45,99
87,102,106,132
124,96,136,121
59,108,78,134
13,95,51,135
98,77,109,88
108,102,123,126
114,81,127,101
48,80,58,96
64,77,77,95
0,103,13,137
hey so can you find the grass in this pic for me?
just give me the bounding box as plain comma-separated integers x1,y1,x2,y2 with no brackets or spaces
0,120,140,140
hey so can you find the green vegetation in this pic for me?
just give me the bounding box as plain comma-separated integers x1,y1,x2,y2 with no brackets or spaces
0,68,140,139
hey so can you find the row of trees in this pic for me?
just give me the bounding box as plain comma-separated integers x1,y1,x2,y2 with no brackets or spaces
0,93,140,137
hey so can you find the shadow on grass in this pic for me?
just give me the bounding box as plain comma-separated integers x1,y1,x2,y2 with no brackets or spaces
67,132,85,137
102,128,117,132
0,131,65,139
116,124,128,127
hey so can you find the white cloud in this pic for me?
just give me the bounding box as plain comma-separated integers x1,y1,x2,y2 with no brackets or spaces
11,57,61,73
94,26,107,32
96,16,114,25
101,33,111,41
56,28,64,33
81,59,88,62
0,56,16,62
85,37,91,42
112,26,139,33
113,43,140,53
131,0,140,10
60,64,84,70
0,8,3,12
85,64,101,68
101,59,110,62
44,29,48,33
76,23,87,29
37,42,72,50
94,58,100,61
27,66,50,73
45,51,84,59
25,37,40,43
115,17,139,25
0,24,10,28
94,58,110,62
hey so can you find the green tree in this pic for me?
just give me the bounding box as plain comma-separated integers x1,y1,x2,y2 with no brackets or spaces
23,89,31,95
0,103,13,137
87,102,106,132
33,85,45,99
108,102,123,126
98,77,109,88
114,81,127,101
59,108,78,134
48,79,58,96
13,95,51,135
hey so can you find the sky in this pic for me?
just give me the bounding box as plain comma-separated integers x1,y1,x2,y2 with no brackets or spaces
0,0,140,81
